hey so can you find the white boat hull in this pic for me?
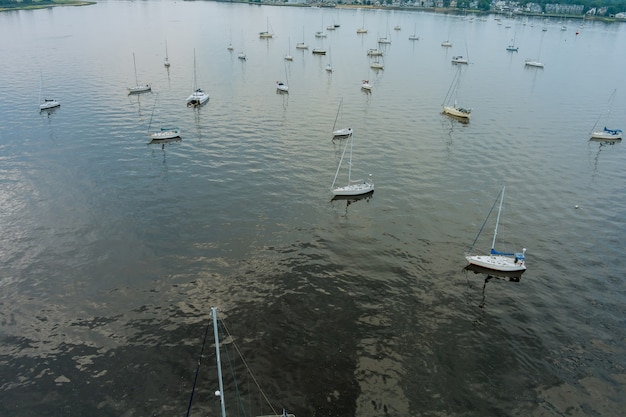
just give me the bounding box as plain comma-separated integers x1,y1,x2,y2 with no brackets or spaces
332,181,374,196
150,128,181,140
590,129,622,140
186,89,209,107
39,100,60,110
443,105,471,119
370,63,384,70
333,128,353,138
525,60,544,68
128,84,152,94
465,255,526,272
296,43,308,49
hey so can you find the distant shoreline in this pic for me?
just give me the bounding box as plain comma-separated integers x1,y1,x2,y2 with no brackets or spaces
2,0,621,23
0,0,95,13
227,1,624,23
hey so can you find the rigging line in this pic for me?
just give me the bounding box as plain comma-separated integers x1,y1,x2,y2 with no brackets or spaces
221,324,248,417
467,188,503,254
185,316,213,417
148,94,158,132
221,318,280,416
332,97,343,133
442,67,460,106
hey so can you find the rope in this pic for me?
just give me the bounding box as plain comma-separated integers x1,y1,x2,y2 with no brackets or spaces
221,319,280,416
185,318,213,417
222,326,247,417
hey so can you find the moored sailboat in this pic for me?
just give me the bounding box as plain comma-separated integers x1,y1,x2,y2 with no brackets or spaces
38,73,60,111
465,186,526,272
186,49,209,107
590,89,622,140
128,52,151,94
442,67,471,121
330,131,374,196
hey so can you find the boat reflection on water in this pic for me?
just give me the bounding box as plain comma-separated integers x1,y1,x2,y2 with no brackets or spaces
331,190,374,211
464,263,525,282
442,111,470,124
464,264,525,309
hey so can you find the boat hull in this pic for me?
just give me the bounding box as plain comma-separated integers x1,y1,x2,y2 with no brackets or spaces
186,89,209,107
332,128,353,138
443,106,471,119
332,181,374,196
128,85,151,94
150,129,181,140
590,130,622,140
465,255,526,272
39,100,60,110
525,60,544,68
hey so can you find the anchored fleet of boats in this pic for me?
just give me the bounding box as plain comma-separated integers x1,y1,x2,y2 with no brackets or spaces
38,17,620,274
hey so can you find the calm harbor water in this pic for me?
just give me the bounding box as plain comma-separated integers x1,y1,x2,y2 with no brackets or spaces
1,1,626,416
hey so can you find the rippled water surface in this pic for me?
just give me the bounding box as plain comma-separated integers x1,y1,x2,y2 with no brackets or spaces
1,1,625,416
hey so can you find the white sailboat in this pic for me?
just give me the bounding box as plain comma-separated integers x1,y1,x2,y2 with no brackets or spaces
276,63,289,93
451,42,469,64
525,59,544,68
296,26,308,49
285,38,294,61
356,15,367,34
127,52,151,94
408,23,419,40
38,73,60,111
525,33,544,68
203,308,295,417
259,17,274,39
361,79,372,91
186,49,209,107
465,186,526,272
148,94,180,141
442,67,471,121
331,131,374,196
590,89,622,140
164,41,171,67
370,56,384,70
506,34,519,52
325,45,333,72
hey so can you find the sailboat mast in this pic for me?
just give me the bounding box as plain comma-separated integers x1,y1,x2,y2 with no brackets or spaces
491,186,505,250
347,133,354,183
193,49,197,91
212,307,227,417
331,135,350,189
133,52,139,85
